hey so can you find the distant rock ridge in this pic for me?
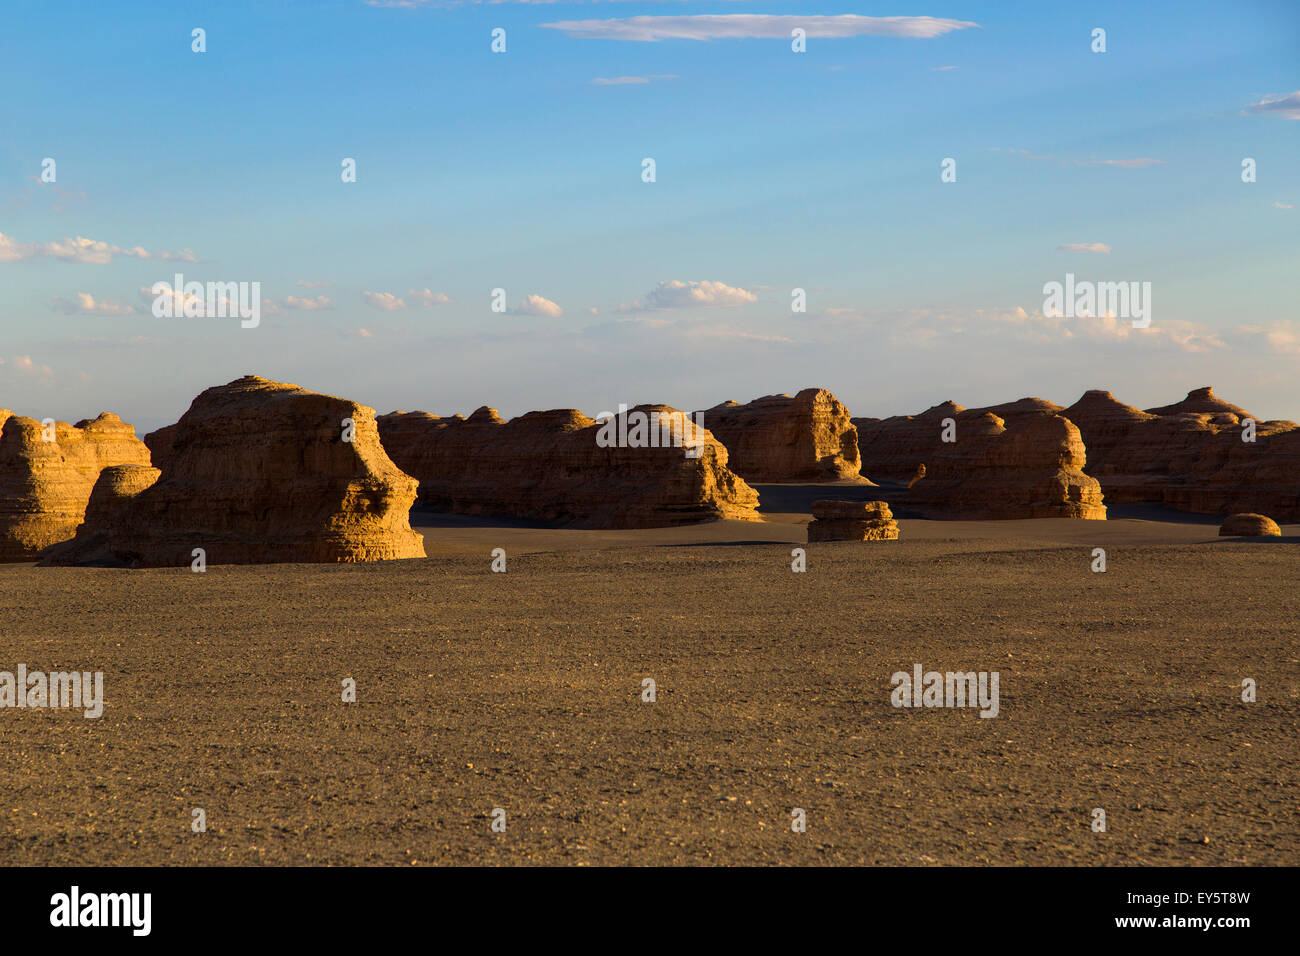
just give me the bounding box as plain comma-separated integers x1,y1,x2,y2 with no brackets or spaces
696,388,864,482
378,403,760,528
1064,386,1298,520
0,410,152,561
45,376,425,566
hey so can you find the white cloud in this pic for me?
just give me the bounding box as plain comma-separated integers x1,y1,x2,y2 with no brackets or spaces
1273,201,1294,210
51,292,136,316
138,282,233,315
623,279,758,311
1247,91,1300,120
409,288,452,306
0,232,197,265
592,74,678,85
362,290,406,310
542,15,979,42
357,328,374,339
1057,242,1111,254
511,293,564,318
296,279,333,288
264,295,334,315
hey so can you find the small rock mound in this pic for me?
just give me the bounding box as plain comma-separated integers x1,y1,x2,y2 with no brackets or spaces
1218,513,1282,537
807,499,899,541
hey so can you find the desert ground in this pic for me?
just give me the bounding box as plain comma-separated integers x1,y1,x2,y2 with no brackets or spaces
2,489,1297,866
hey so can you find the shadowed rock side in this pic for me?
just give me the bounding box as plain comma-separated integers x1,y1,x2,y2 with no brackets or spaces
0,410,152,561
44,376,425,567
807,499,899,541
853,402,1105,519
696,388,864,482
378,404,761,528
1064,387,1300,521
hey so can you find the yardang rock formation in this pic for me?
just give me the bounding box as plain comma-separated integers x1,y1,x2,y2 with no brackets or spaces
854,401,1106,520
1064,387,1299,521
378,404,760,528
697,388,864,483
0,410,151,561
44,376,425,566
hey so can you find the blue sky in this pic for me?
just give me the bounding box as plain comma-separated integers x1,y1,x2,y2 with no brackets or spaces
1,0,1297,433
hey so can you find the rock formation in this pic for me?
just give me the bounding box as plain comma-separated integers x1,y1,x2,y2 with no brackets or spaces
378,404,761,528
905,413,1106,520
44,376,425,566
853,401,1105,519
1064,387,1299,521
0,410,152,561
1219,514,1282,537
697,388,864,482
806,499,899,541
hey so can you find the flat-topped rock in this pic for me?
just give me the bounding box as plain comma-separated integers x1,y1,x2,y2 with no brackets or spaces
807,498,898,541
697,388,864,482
1219,513,1282,537
44,376,425,567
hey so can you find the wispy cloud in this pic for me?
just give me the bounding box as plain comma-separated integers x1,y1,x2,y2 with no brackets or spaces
51,292,136,316
0,232,197,265
592,74,678,85
264,295,334,315
993,149,1165,168
296,279,333,288
1273,200,1294,210
1057,242,1111,254
409,288,452,306
1247,91,1300,120
542,15,979,42
1087,158,1166,168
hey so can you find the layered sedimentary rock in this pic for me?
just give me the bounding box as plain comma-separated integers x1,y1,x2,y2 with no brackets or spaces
697,388,864,482
806,499,898,541
45,376,425,566
377,404,760,528
1219,514,1282,537
852,401,1105,519
1064,387,1300,520
0,410,152,561
906,413,1106,519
